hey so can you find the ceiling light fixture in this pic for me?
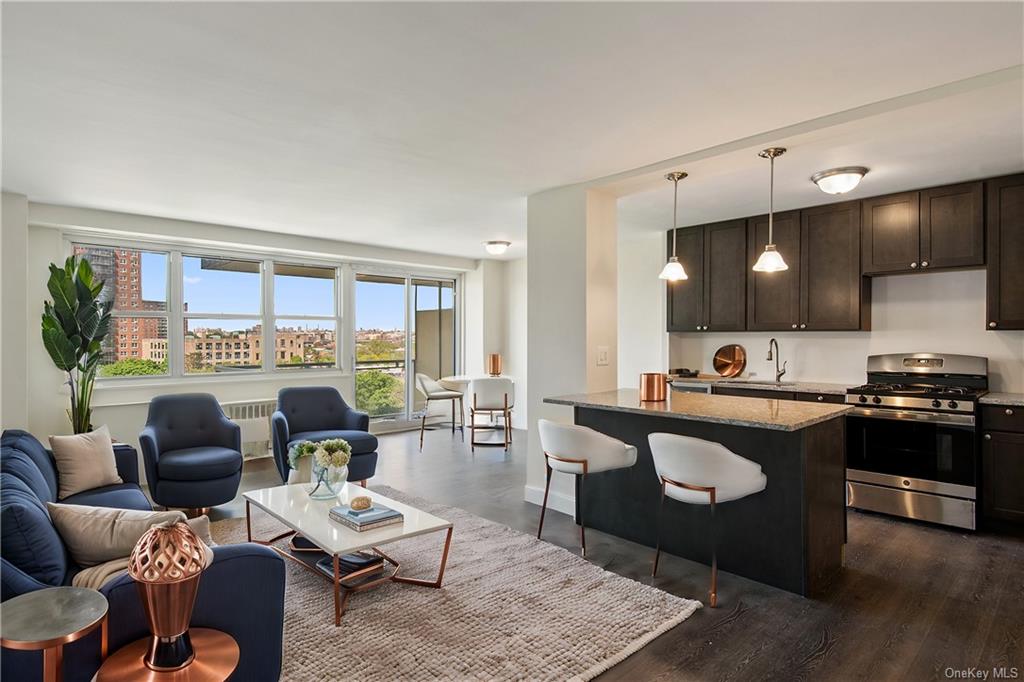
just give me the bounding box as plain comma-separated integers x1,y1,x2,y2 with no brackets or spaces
753,147,789,273
811,166,868,194
484,240,511,256
658,171,689,281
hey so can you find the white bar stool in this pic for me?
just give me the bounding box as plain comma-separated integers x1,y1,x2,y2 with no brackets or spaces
537,419,637,556
647,432,767,607
415,373,464,451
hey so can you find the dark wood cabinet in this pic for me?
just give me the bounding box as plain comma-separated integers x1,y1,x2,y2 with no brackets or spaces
862,192,920,274
666,221,746,332
986,174,1024,330
666,227,704,332
982,430,1024,523
861,182,984,275
801,201,870,331
704,220,747,332
920,181,984,269
747,211,801,331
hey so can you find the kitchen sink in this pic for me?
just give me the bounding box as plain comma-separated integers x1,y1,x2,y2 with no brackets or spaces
718,379,796,386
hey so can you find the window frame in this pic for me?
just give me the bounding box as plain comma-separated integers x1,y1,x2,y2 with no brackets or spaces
70,243,172,381
67,236,346,382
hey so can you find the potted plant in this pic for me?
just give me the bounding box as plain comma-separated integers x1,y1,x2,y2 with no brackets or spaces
40,256,111,434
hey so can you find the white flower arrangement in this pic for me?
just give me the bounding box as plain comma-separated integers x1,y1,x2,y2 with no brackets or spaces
313,438,352,469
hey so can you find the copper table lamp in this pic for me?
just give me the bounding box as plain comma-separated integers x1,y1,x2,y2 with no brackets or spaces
95,521,238,681
487,353,502,376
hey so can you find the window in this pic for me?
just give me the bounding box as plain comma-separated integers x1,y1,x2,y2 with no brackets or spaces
182,256,262,375
72,245,170,377
70,241,372,381
273,263,337,370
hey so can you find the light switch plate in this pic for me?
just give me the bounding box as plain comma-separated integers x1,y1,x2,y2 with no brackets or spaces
596,346,609,366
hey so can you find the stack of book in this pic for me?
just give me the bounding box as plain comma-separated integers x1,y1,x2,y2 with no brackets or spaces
329,502,403,532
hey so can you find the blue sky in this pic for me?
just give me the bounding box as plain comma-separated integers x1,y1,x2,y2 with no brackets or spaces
138,253,451,331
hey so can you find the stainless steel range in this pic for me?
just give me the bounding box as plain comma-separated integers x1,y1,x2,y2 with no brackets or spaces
845,352,988,530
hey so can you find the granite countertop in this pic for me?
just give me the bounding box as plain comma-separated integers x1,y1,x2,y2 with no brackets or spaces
980,392,1024,407
669,375,851,395
545,389,852,432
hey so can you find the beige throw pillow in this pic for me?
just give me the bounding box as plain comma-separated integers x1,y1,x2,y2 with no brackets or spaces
49,425,123,499
46,503,216,567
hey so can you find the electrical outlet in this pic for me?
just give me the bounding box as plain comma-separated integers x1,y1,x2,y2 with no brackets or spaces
596,346,609,366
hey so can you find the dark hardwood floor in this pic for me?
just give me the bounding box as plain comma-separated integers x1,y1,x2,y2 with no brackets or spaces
220,428,1024,681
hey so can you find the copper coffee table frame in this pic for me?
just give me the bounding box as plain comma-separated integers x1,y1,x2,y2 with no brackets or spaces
245,501,454,626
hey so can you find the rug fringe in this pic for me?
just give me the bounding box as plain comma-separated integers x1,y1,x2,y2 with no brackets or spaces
572,599,704,682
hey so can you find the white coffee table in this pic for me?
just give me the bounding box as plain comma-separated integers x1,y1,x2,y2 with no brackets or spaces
244,483,453,626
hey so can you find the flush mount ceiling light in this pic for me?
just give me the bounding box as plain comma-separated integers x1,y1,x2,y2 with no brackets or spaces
484,240,511,255
753,147,789,273
811,166,868,195
658,171,689,281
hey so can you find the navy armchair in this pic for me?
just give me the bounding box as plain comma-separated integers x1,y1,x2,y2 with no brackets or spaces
271,386,379,484
1,429,285,682
139,394,243,511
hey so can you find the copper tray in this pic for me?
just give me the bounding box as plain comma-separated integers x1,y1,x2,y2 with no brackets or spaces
712,344,747,377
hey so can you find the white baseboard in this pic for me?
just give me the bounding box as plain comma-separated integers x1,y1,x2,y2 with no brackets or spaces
523,484,575,516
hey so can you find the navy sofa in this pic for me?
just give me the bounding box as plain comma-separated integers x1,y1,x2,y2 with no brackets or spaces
139,393,244,510
1,429,284,682
271,387,379,484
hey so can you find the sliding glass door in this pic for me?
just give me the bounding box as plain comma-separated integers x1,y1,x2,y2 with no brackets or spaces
354,273,457,423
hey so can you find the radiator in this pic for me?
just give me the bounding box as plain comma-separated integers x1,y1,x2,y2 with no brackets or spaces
222,399,277,460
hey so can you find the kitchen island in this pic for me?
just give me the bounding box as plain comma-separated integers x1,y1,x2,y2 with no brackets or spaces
544,389,852,597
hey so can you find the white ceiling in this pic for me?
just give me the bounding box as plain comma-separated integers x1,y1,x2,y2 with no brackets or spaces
618,75,1024,235
3,2,1022,260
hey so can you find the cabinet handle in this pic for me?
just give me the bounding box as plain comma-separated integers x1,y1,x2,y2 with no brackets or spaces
800,323,807,329
984,433,991,440
791,323,798,329
921,261,929,267
817,396,824,401
1007,409,1015,416
696,326,702,331
910,262,918,269
989,321,998,329
704,325,709,331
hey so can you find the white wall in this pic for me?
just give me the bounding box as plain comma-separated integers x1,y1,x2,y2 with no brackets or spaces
503,258,528,429
525,185,618,514
1,192,30,429
617,232,668,387
665,268,1024,392
463,259,506,378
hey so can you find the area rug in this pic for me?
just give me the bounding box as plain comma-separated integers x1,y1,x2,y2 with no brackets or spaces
211,486,701,681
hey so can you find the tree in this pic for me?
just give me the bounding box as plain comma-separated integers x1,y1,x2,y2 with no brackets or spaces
100,358,168,377
355,370,405,417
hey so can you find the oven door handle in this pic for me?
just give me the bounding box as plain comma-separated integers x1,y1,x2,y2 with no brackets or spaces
848,407,975,427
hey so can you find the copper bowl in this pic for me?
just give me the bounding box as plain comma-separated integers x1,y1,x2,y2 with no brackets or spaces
712,344,747,378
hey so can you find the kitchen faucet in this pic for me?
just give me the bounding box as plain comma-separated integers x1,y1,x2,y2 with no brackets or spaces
767,338,787,383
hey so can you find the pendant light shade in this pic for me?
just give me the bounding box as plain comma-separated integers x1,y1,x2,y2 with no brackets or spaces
752,244,789,272
659,171,689,281
659,257,687,281
753,147,789,273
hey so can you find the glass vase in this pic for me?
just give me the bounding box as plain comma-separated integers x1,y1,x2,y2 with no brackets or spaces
308,462,348,500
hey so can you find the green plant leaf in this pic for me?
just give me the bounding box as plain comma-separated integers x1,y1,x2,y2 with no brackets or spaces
75,280,101,340
76,258,95,289
42,317,78,371
47,264,78,328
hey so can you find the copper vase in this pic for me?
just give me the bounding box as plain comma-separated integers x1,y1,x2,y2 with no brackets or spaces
487,353,502,377
639,373,669,401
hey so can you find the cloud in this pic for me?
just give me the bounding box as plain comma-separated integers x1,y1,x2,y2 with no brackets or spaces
183,276,202,285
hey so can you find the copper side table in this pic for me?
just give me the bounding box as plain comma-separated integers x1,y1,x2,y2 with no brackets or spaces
0,586,109,682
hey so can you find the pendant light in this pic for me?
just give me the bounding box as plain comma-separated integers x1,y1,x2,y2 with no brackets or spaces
658,171,689,281
752,147,789,273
